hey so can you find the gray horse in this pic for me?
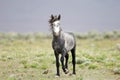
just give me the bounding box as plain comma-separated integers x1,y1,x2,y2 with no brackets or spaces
49,14,76,77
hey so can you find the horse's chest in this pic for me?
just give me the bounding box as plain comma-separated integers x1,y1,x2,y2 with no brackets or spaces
52,40,65,53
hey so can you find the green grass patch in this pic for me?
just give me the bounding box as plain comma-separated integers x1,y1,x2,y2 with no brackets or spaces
0,32,120,80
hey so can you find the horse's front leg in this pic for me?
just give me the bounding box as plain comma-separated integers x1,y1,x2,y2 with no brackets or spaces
65,53,69,72
60,50,68,74
54,51,60,76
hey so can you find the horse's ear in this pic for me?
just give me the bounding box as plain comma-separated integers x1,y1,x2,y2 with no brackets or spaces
51,14,54,19
58,14,61,20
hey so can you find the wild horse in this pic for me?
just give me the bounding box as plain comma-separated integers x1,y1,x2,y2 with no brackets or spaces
49,14,76,77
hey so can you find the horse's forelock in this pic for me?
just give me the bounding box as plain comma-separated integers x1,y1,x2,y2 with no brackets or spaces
49,15,59,25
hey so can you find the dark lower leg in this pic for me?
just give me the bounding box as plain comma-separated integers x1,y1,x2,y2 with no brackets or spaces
71,48,76,74
56,60,60,76
60,56,66,73
65,53,69,69
61,49,69,74
72,58,76,74
55,54,60,76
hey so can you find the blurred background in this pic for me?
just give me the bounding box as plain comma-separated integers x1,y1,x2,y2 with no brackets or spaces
0,0,120,33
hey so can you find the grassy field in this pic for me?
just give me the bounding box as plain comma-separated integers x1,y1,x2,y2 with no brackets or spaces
0,32,120,80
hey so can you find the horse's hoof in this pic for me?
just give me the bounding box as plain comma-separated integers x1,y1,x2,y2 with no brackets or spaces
55,75,60,78
73,73,76,76
65,69,69,74
73,73,76,75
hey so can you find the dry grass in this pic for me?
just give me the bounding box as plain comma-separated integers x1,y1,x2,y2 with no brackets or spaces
0,34,120,80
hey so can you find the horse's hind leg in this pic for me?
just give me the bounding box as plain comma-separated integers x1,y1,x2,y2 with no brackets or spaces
71,47,76,74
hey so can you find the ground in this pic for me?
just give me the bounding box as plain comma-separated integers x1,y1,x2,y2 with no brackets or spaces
0,36,120,80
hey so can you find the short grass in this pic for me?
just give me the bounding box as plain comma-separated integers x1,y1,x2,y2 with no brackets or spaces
0,35,120,80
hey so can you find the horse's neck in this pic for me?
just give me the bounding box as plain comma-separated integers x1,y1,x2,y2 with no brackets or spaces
53,31,63,41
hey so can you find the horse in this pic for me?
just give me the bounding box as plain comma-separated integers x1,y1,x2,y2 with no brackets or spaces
49,14,76,77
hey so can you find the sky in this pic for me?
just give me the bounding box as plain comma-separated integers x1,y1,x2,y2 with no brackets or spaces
0,0,120,33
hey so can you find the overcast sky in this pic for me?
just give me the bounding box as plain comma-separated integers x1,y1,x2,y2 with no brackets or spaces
0,0,120,33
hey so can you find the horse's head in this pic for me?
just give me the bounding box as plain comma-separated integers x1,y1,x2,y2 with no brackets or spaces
49,14,61,36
